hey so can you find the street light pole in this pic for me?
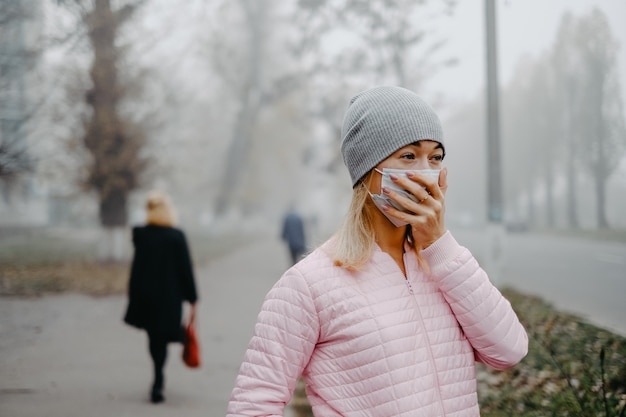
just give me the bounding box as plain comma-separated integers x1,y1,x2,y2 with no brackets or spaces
485,0,503,224
484,0,505,282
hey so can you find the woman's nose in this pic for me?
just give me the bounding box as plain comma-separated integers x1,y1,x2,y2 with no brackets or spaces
412,157,430,170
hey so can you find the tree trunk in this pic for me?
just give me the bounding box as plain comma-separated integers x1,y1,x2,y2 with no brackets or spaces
526,182,535,227
595,174,608,229
564,88,579,229
565,148,578,228
82,0,144,229
545,166,555,227
594,66,609,229
594,102,609,229
98,188,128,262
214,96,257,215
98,226,129,262
214,0,264,216
100,187,127,227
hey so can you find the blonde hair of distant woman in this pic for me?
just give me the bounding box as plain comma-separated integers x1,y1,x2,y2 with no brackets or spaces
145,191,177,227
332,172,420,271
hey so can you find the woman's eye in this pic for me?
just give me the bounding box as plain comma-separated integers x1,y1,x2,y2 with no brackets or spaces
401,153,415,160
431,155,443,162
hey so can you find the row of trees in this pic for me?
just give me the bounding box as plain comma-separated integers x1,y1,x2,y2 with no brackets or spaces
2,1,624,234
25,0,457,232
205,0,457,218
501,8,625,229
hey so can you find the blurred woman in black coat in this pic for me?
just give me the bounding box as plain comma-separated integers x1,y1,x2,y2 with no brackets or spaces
124,191,198,404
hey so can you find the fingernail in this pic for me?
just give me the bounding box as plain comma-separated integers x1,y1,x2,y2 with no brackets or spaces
381,204,390,211
389,174,398,181
382,187,390,195
406,171,415,177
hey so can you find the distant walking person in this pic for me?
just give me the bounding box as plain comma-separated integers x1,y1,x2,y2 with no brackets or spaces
281,208,307,265
123,191,198,404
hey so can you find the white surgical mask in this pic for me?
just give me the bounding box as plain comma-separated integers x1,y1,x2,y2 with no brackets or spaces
368,168,441,227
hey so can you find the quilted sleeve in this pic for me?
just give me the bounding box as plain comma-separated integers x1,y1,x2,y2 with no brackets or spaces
421,231,528,370
226,267,320,416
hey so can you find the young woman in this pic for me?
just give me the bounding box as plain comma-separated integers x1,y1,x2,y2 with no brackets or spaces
123,191,198,404
227,86,528,416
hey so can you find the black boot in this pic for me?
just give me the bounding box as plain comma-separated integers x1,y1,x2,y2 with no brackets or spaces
148,332,167,404
150,375,165,404
150,387,165,404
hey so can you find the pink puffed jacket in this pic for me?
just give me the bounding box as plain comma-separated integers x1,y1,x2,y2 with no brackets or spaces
227,231,528,416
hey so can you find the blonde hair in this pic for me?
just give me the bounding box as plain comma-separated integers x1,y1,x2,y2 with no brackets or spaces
145,191,177,227
331,182,376,271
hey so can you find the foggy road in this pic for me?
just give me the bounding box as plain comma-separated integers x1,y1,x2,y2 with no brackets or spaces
454,229,626,337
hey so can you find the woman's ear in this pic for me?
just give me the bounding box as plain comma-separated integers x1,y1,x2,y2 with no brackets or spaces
363,170,376,190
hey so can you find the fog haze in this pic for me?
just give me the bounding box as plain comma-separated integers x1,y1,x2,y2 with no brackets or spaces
1,0,625,240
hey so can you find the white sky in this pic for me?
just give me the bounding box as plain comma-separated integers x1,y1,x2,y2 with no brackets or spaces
426,0,626,105
133,1,625,110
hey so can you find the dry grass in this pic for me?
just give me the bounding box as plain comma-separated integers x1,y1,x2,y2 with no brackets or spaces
478,288,626,416
0,261,128,297
0,226,251,297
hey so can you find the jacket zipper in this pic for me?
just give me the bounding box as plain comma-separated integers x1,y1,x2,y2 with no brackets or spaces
404,267,446,415
405,277,414,294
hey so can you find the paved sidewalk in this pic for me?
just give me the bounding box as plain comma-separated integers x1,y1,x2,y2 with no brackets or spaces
0,236,294,417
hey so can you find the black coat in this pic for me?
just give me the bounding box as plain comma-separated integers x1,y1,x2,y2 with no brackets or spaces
123,225,198,341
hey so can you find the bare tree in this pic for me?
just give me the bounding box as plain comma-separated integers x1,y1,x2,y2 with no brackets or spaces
205,0,457,218
210,0,267,216
208,0,306,216
552,12,582,229
0,0,38,185
288,0,458,171
575,8,625,229
336,0,457,87
531,58,560,227
56,0,148,228
501,9,625,230
0,139,32,181
501,58,543,226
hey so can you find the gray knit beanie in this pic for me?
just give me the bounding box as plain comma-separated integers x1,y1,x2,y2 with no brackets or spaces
340,86,444,187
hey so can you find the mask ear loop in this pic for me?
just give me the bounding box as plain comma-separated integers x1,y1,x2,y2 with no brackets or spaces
364,169,381,196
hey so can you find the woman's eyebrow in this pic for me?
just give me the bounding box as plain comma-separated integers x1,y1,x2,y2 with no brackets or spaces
409,141,443,150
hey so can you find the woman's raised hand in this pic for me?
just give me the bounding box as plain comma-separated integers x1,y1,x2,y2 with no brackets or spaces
382,167,448,248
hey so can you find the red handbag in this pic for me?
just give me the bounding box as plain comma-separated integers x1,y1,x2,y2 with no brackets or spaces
182,321,201,368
